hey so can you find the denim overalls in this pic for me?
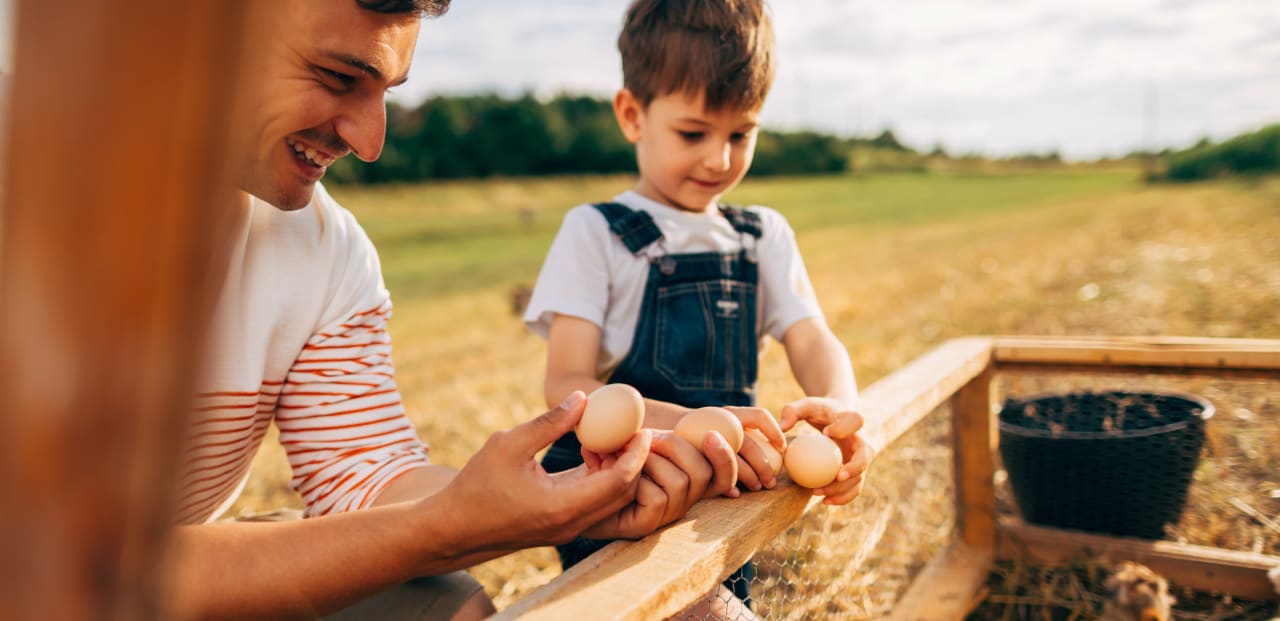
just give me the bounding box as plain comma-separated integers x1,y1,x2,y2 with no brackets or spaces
541,201,763,606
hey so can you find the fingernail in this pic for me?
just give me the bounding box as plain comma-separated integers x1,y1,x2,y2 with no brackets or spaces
837,470,851,482
560,391,584,410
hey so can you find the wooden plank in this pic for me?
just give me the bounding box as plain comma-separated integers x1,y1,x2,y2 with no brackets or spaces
996,518,1280,601
887,542,993,621
952,367,996,549
993,336,1280,374
859,337,994,451
0,2,248,619
494,486,818,621
499,338,995,619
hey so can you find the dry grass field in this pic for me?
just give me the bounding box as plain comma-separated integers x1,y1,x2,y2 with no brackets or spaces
226,170,1280,616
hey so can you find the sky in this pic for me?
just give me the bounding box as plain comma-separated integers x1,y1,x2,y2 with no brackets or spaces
403,0,1279,160
2,1,1275,160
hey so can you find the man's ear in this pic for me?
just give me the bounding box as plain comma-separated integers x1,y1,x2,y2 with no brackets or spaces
613,88,643,144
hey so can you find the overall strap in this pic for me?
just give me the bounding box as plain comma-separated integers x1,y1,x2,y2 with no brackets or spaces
592,202,664,255
718,205,763,239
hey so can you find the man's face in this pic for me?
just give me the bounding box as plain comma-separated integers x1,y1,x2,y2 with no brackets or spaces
615,89,761,213
235,1,420,210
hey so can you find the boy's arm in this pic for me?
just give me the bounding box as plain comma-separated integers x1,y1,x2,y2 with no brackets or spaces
545,313,689,429
780,317,858,410
779,317,874,505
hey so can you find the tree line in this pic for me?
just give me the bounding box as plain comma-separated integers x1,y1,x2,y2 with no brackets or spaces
1160,124,1280,182
325,93,880,184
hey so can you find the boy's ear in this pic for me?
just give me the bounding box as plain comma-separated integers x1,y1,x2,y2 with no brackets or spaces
613,88,643,144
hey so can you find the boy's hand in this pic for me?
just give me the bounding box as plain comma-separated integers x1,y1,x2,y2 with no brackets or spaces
780,397,876,506
723,406,786,492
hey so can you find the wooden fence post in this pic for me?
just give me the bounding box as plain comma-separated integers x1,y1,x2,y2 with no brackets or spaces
952,361,996,549
0,2,249,619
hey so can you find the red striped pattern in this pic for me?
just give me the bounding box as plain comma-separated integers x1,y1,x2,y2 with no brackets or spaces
176,300,429,524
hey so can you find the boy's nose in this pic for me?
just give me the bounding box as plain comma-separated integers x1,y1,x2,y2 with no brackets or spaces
703,141,731,172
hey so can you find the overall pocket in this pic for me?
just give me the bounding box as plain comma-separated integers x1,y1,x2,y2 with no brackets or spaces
653,280,757,392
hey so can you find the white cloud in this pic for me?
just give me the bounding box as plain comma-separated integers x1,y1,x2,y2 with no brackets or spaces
3,0,1268,159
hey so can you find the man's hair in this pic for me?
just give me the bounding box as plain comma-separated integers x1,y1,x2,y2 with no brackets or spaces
618,0,775,111
356,0,450,17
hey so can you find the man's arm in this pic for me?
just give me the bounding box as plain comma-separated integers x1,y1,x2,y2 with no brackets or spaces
164,395,649,621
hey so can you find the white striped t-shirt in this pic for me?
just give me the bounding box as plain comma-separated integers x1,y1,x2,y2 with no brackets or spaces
176,184,429,525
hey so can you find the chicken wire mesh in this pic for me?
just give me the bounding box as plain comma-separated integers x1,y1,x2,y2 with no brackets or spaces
969,370,1280,620
685,404,958,619
994,371,1279,555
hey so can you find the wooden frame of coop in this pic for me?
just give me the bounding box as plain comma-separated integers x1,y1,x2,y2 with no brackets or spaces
500,336,1280,620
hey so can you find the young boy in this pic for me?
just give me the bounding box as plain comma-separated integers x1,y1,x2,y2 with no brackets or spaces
524,0,875,612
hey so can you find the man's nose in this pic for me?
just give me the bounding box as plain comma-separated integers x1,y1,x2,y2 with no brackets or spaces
335,94,387,163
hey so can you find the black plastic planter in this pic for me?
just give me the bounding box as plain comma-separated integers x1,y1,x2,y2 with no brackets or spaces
998,390,1214,539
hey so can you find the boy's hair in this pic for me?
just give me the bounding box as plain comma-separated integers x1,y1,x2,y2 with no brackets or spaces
618,0,775,111
356,0,450,17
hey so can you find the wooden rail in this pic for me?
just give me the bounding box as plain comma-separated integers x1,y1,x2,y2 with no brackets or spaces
501,336,1280,619
997,518,1280,602
993,336,1280,378
496,338,995,619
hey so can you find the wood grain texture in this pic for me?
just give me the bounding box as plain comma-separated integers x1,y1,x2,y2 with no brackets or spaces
0,2,248,618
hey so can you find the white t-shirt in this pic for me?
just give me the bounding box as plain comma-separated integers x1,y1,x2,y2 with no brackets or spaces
524,190,823,378
178,184,429,524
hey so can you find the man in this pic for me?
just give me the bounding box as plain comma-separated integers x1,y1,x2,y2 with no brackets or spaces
166,1,740,619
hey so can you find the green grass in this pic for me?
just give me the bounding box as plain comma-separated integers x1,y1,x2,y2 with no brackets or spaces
330,170,1138,303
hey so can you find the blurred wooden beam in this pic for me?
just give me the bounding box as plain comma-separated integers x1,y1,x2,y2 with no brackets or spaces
0,1,249,619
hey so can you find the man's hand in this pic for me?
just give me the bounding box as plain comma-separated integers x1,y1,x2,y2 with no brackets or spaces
780,396,876,506
723,406,786,491
433,392,649,550
582,428,738,539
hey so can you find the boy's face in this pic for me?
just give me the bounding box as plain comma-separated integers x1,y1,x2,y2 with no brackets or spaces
614,89,760,213
233,0,420,210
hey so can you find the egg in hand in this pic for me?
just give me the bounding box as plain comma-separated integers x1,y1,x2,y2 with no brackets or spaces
674,406,744,452
576,384,645,453
784,434,843,488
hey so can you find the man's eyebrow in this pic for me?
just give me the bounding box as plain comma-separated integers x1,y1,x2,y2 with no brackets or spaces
322,51,410,87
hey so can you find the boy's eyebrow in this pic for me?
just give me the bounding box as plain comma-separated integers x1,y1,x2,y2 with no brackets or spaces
322,51,410,87
676,117,760,130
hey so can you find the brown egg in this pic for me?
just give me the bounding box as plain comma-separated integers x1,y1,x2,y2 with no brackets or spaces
674,407,744,453
576,384,645,454
744,428,784,475
784,434,843,488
